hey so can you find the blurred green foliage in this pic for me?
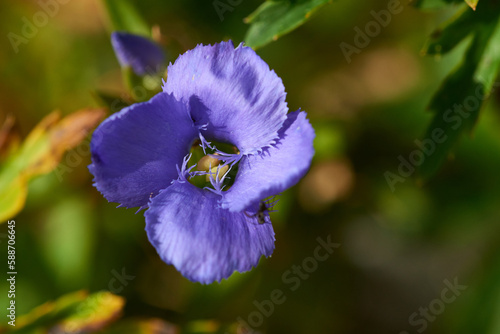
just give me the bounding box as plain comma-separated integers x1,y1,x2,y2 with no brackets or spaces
419,1,500,178
1,0,500,333
244,0,332,49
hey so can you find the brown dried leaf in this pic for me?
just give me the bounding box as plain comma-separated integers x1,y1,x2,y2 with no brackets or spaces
27,107,106,176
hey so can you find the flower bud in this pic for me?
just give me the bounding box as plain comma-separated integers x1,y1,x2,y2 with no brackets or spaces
196,154,221,171
206,165,229,182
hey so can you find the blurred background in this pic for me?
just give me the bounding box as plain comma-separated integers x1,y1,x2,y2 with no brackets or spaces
1,0,500,333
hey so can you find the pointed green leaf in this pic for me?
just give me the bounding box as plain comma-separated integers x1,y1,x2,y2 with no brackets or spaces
475,19,500,95
422,3,499,56
244,0,332,49
422,6,482,55
419,9,500,179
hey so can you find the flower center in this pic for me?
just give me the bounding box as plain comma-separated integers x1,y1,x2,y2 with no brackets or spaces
185,139,240,192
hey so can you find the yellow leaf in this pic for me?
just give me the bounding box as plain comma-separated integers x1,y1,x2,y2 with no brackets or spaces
12,290,87,330
0,176,27,222
27,108,106,177
58,291,125,332
0,108,106,222
465,0,478,10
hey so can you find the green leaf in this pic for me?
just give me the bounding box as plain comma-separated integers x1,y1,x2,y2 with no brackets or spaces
422,6,483,55
418,5,500,179
102,0,150,36
244,0,332,49
475,18,500,94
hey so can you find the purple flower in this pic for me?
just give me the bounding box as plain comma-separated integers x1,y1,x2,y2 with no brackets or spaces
111,31,165,75
89,41,315,284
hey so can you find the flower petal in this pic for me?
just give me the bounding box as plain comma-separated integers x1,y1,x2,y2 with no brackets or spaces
111,32,165,75
89,92,197,208
145,181,275,284
221,111,315,212
163,41,288,154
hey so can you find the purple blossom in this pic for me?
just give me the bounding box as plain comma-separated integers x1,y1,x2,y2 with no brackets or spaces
89,40,315,284
111,31,165,75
